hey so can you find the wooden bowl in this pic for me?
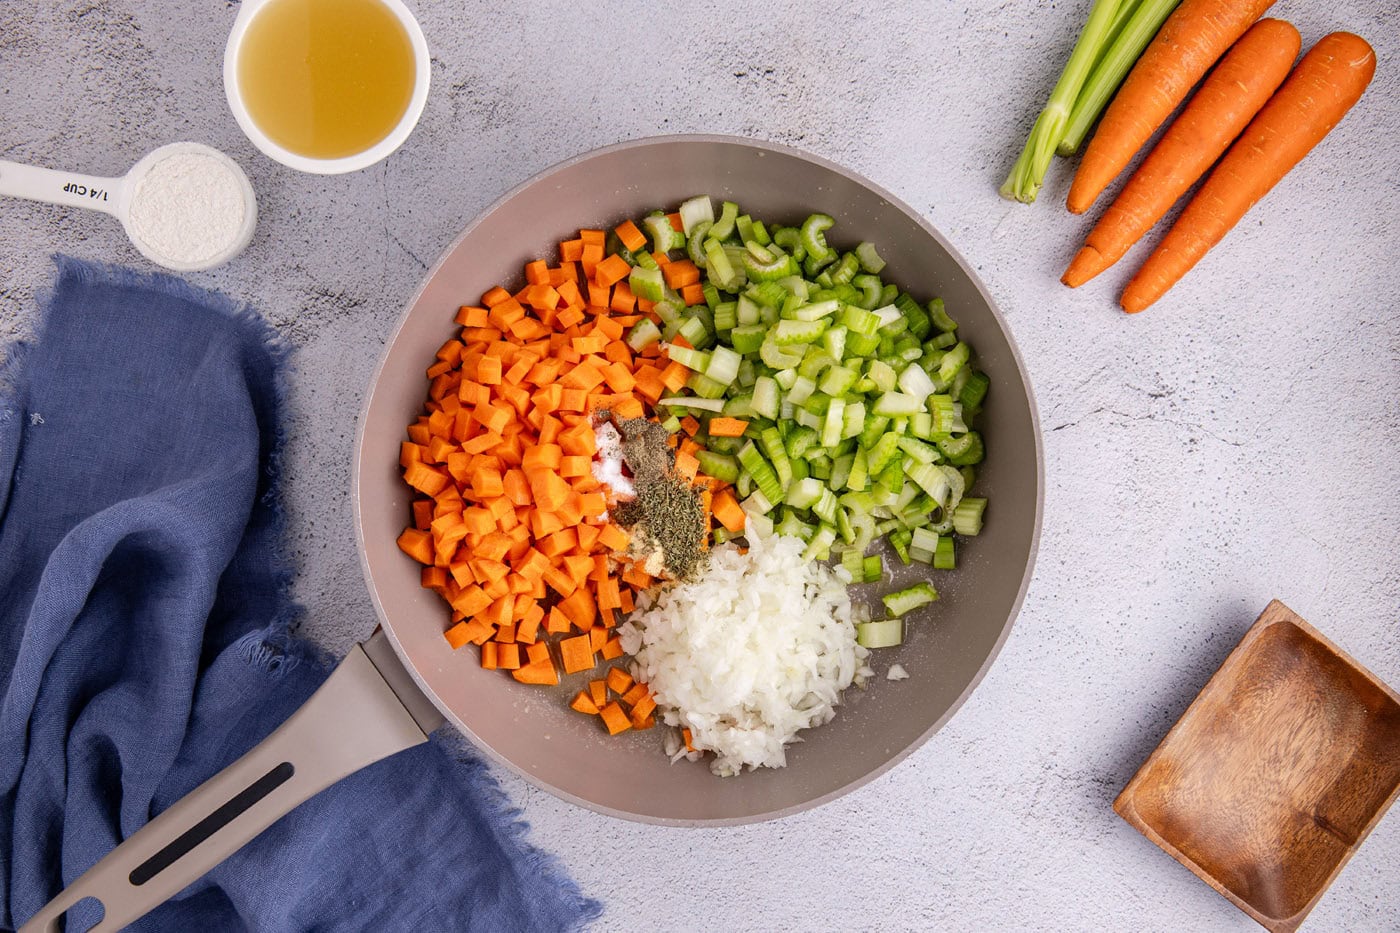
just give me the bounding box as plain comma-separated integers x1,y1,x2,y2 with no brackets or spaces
1115,600,1400,932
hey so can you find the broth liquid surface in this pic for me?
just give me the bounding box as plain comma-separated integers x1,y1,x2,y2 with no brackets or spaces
237,0,415,160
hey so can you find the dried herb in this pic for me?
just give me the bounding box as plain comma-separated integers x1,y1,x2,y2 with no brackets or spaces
612,417,706,580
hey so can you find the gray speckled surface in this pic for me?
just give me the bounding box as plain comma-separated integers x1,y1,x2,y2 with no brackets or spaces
3,1,1398,930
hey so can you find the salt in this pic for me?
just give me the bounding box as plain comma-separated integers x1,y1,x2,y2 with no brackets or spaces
127,150,249,267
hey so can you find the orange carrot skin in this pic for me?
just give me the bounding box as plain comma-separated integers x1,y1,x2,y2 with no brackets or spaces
1067,0,1276,215
1121,32,1376,313
1063,18,1300,288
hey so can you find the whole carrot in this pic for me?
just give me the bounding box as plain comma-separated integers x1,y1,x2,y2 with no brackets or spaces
1063,19,1300,288
1066,0,1275,215
1121,32,1376,313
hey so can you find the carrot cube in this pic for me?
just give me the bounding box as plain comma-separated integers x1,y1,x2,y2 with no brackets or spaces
455,305,490,327
597,524,630,552
521,443,563,472
470,466,504,500
614,220,647,252
601,635,624,660
588,679,607,707
596,576,622,611
605,667,633,695
512,658,558,685
444,620,473,649
396,528,433,564
496,643,521,670
526,641,551,665
570,690,600,715
517,603,544,643
559,634,595,674
594,254,632,288
621,682,648,707
599,701,631,735
526,469,571,512
545,606,572,634
480,642,499,670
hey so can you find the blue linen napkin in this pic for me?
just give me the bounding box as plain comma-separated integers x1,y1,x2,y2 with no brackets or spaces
0,257,602,932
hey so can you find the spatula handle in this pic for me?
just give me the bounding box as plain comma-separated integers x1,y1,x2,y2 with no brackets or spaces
18,632,439,933
0,159,122,215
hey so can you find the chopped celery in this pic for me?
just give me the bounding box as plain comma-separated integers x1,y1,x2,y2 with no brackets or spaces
933,535,955,570
629,266,665,302
678,195,714,234
862,554,883,583
882,582,938,617
644,212,684,252
609,198,991,596
625,318,661,351
857,618,903,649
695,449,739,484
854,241,887,274
952,498,987,536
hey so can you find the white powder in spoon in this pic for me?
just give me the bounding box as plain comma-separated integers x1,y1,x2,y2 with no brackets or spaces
127,151,248,266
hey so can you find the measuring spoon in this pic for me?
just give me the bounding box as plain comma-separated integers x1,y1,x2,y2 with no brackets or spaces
0,141,257,272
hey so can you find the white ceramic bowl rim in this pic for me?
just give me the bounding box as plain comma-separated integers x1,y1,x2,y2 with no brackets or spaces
222,0,431,175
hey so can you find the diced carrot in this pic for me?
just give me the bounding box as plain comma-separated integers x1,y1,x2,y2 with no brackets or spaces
481,642,499,670
545,606,572,635
526,641,551,665
621,682,648,707
512,658,558,685
517,602,544,643
660,361,690,392
403,461,450,497
397,528,433,564
444,620,473,649
605,666,633,695
558,587,597,630
455,305,490,327
674,450,699,482
707,417,749,437
558,454,591,478
711,488,746,533
560,239,584,262
614,220,647,252
570,690,600,715
526,468,570,512
496,643,521,670
559,634,594,674
594,254,632,288
588,679,607,707
596,576,622,611
600,635,624,660
598,701,631,735
597,524,629,552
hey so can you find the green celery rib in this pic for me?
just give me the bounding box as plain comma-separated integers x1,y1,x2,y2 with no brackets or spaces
1000,0,1125,204
1057,0,1182,155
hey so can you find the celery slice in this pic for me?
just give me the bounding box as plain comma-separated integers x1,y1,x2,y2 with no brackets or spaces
857,618,903,649
883,582,938,617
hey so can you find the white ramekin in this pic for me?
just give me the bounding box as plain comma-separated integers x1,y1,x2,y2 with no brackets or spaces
223,0,430,175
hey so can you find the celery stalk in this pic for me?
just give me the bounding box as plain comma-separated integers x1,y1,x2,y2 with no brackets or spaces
1000,0,1126,204
1057,0,1182,156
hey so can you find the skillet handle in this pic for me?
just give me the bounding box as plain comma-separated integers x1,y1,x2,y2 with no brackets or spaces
19,630,442,933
